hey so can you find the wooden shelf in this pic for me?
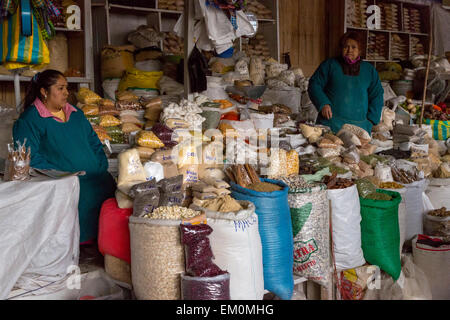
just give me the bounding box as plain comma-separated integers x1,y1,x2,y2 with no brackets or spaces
54,27,84,32
0,75,93,83
258,18,276,22
109,4,182,14
329,0,431,64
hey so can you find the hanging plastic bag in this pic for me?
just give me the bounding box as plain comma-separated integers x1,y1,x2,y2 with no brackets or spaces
0,5,50,70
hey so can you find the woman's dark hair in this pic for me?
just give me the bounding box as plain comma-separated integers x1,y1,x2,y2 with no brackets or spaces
22,69,65,112
339,31,363,50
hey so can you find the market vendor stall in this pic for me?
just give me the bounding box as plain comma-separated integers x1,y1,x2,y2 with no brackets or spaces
1,0,450,303
0,175,80,300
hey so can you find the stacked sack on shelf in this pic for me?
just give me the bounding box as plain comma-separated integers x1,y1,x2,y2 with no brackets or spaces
158,0,184,11
246,0,273,19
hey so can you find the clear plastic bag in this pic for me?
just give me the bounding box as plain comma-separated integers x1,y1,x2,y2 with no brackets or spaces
337,129,362,148
180,224,227,278
151,123,177,148
100,115,122,127
136,130,165,148
318,147,341,158
181,273,230,300
76,87,101,104
82,104,99,116
117,148,148,194
143,161,164,182
375,163,394,182
4,141,30,181
343,146,361,164
356,178,378,198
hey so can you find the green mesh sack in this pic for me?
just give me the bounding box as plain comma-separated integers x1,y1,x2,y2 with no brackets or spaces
360,189,402,280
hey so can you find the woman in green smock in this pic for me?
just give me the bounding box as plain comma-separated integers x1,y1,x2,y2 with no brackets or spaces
308,31,384,134
13,70,116,244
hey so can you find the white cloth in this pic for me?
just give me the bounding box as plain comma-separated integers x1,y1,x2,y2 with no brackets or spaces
0,176,80,299
235,10,255,38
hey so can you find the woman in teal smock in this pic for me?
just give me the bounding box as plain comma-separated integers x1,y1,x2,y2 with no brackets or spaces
13,70,116,243
308,31,384,134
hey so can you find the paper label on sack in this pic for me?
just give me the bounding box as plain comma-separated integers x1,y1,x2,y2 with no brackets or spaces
66,5,81,30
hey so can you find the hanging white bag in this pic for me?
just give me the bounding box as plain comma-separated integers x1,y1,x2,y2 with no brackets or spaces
328,185,366,270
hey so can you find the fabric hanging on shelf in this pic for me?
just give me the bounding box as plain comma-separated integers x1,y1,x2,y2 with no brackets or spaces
32,0,61,40
190,0,254,54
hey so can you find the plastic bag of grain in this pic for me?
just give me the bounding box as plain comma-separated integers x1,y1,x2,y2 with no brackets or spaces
288,184,331,287
129,217,185,300
117,148,148,194
181,273,231,300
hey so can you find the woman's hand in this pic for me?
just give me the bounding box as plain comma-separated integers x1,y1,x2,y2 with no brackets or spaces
321,105,333,120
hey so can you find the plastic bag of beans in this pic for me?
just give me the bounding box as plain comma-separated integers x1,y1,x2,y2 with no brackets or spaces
180,224,227,278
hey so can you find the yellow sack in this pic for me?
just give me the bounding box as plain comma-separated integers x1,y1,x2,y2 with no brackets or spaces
118,68,163,92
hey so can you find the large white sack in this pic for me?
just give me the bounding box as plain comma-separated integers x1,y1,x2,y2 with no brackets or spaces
0,176,80,299
328,185,366,270
402,180,427,241
425,178,450,210
200,201,265,300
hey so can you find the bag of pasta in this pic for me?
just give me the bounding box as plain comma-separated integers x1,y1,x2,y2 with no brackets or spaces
82,104,99,116
136,130,165,149
92,125,112,142
100,115,122,127
76,87,102,104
